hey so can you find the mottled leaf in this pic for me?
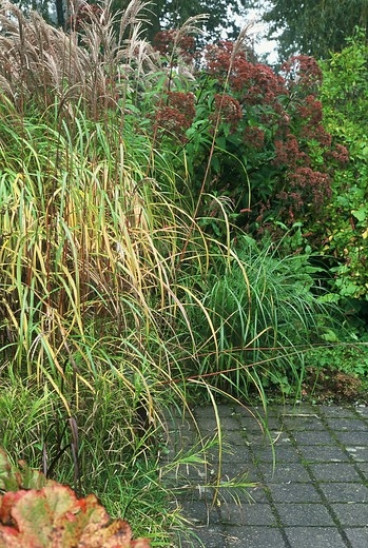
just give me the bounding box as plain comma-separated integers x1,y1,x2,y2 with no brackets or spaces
0,484,151,548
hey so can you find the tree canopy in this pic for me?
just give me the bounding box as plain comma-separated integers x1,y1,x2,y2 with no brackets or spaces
254,0,368,60
11,0,251,42
114,0,250,42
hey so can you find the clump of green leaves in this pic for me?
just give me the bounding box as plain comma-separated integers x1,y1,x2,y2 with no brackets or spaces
315,31,368,302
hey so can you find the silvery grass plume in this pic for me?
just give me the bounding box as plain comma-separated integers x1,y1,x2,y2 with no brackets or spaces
0,0,159,116
0,0,208,116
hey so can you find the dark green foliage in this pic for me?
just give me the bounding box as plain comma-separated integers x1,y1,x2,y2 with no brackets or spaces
13,0,252,40
253,0,368,60
138,0,250,42
304,32,368,302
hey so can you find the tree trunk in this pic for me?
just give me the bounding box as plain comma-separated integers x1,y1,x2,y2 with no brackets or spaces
55,0,65,29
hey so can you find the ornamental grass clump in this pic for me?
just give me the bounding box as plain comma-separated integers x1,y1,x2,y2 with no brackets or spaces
0,2,261,540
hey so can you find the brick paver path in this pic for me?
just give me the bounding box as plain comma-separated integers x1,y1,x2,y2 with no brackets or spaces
165,403,368,547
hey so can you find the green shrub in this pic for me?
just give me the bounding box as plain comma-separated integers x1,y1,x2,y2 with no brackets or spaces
316,30,368,302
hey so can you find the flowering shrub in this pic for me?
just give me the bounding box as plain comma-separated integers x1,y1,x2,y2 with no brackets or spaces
153,30,197,64
282,55,323,92
211,94,243,131
154,91,196,142
148,32,349,246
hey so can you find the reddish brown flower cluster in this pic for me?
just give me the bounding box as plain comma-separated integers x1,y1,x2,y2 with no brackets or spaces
289,166,330,194
303,123,332,147
282,55,323,91
273,135,304,167
205,41,286,105
201,39,341,229
242,64,286,105
153,31,197,64
326,143,350,166
295,94,332,146
276,166,332,224
204,41,238,77
243,126,265,149
155,91,195,141
211,94,242,131
297,95,323,125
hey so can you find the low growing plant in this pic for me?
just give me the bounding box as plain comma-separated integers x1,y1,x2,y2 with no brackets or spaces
0,448,151,548
184,235,334,398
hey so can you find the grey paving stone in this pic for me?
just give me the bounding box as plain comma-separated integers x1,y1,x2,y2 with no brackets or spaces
278,404,316,416
260,463,310,483
224,430,248,446
246,431,293,451
309,463,361,482
334,431,368,446
292,431,336,445
250,446,278,464
236,405,268,418
332,503,368,526
178,500,221,525
214,461,259,481
344,527,368,548
247,485,270,503
281,416,325,431
271,431,295,444
318,405,359,418
194,405,240,419
179,526,227,548
358,463,368,478
168,404,368,547
223,452,255,466
164,462,212,487
218,485,260,504
324,418,368,431
224,526,286,547
220,502,277,526
238,415,282,431
319,482,368,503
299,445,350,463
245,431,291,446
252,404,285,417
345,446,368,462
252,445,300,466
285,527,347,548
196,415,242,432
270,483,323,503
355,405,368,417
163,431,195,453
277,503,335,526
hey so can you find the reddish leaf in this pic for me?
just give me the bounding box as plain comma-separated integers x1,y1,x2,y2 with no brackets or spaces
0,449,151,548
0,485,151,548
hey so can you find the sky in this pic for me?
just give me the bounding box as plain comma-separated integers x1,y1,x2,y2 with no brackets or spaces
228,5,279,64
